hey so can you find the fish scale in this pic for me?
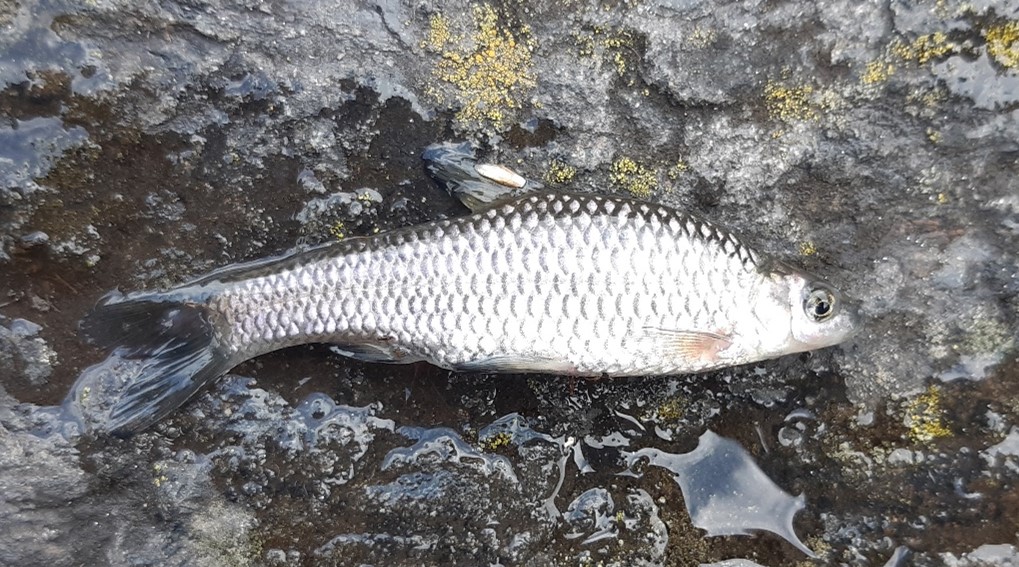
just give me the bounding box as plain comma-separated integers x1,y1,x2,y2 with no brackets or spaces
206,192,776,376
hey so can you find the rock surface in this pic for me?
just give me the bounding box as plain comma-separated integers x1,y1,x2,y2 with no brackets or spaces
2,0,1018,565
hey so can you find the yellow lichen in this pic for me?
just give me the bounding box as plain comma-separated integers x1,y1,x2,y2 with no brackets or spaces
610,156,657,199
915,33,956,63
906,86,949,112
544,159,577,185
602,32,631,50
891,32,956,64
575,31,596,57
904,386,952,444
864,33,956,87
666,160,689,181
799,241,817,256
481,431,513,451
922,88,947,107
764,81,819,122
689,26,717,48
862,60,896,85
574,27,637,84
926,127,942,144
985,20,1019,69
329,221,347,240
612,51,627,76
426,5,536,129
958,317,1013,355
424,14,451,50
153,463,169,488
656,397,686,422
795,536,831,566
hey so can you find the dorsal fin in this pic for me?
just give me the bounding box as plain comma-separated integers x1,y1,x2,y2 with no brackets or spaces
422,142,543,213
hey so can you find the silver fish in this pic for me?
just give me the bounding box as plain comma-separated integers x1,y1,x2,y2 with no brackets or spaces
80,145,860,434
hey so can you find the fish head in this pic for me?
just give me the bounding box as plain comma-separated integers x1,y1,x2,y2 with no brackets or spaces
747,262,861,359
775,269,861,352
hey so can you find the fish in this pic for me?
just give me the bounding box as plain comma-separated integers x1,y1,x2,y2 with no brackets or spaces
79,143,860,434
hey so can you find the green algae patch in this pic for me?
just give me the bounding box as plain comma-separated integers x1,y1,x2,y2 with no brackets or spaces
985,20,1019,69
423,5,536,130
610,156,657,199
904,386,952,444
798,536,834,566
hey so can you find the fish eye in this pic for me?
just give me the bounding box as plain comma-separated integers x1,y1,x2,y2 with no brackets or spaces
804,287,836,322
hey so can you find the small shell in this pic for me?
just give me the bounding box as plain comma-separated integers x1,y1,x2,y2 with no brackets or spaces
475,163,527,188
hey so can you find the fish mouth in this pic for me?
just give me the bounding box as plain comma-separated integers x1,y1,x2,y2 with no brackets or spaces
818,299,863,350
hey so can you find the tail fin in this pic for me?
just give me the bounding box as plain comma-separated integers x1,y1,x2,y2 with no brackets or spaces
80,291,230,435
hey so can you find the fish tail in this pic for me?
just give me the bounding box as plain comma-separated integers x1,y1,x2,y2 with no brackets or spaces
80,290,230,435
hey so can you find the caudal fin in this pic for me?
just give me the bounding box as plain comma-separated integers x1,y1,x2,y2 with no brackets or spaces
80,291,230,435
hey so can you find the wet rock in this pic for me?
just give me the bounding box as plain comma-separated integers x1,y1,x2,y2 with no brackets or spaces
0,317,56,386
18,230,48,248
0,118,89,196
2,0,1019,564
0,399,88,567
940,544,1019,567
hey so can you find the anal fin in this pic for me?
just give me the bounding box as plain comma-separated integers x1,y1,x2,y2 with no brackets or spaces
329,339,422,364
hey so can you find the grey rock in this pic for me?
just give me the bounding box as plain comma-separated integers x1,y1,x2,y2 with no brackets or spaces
1,0,1018,564
18,231,49,248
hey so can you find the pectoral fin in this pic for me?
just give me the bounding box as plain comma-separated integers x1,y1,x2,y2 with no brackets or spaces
642,328,734,363
422,142,542,213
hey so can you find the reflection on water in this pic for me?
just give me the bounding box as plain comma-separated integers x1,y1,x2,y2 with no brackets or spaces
625,430,813,556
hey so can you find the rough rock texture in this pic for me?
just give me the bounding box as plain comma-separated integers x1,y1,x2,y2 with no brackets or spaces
2,0,1018,565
